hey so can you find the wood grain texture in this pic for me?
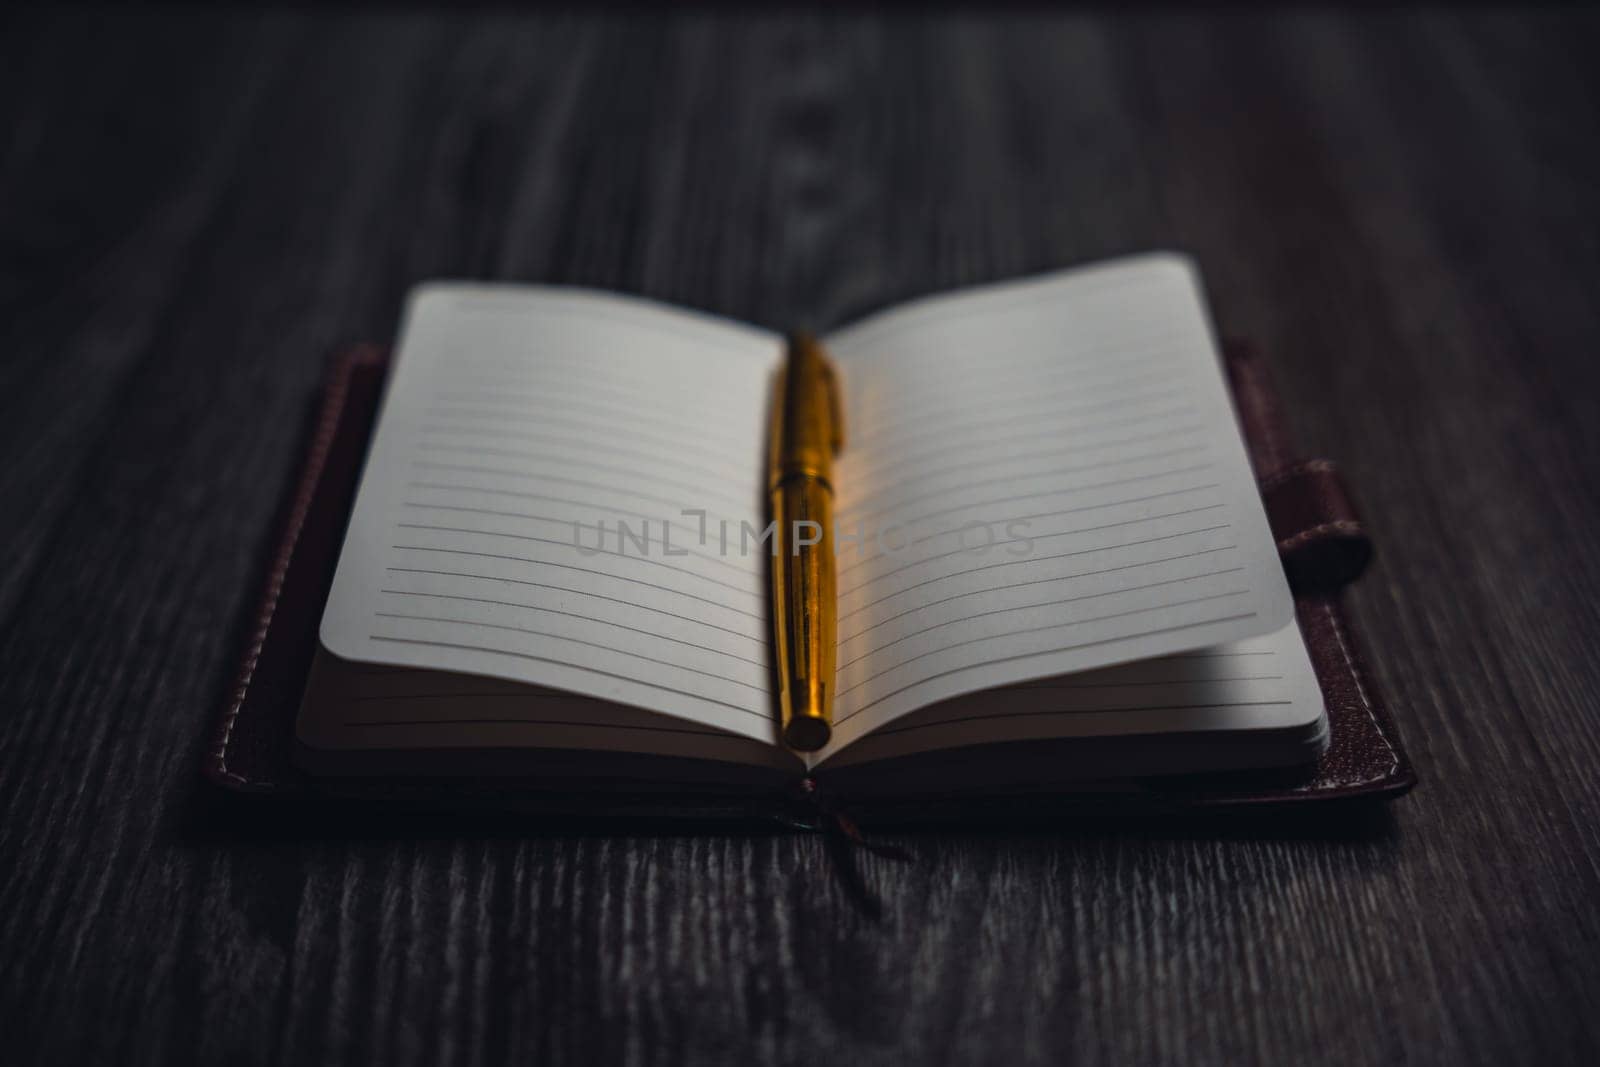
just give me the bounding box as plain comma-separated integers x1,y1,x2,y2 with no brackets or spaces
3,7,1599,1065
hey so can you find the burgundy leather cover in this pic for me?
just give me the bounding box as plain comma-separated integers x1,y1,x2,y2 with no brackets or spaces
203,342,1414,820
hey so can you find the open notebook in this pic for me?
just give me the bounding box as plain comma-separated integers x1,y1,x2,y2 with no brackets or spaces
299,254,1328,792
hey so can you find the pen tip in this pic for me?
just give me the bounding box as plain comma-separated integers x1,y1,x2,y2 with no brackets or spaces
784,716,831,753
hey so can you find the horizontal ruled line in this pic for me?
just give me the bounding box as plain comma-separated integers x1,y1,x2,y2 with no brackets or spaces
870,700,1294,738
847,365,1186,447
847,383,1194,455
367,635,767,718
423,392,751,453
846,314,1188,359
411,460,753,517
839,331,1186,385
376,597,766,666
405,497,661,527
844,479,1216,572
838,590,1253,699
848,417,1203,486
385,563,764,621
885,341,1180,389
379,588,763,645
842,545,1238,639
833,268,1192,352
1005,675,1285,689
372,613,766,690
436,368,748,419
440,374,719,413
416,433,750,489
836,462,1215,528
891,486,1223,554
415,444,749,510
405,483,748,526
832,518,1228,607
396,521,759,579
836,610,1260,719
420,410,749,472
340,717,729,737
390,537,758,604
838,566,1247,667
850,400,1202,481
436,292,773,355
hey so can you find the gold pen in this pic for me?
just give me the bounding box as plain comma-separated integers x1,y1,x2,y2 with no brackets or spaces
768,332,844,752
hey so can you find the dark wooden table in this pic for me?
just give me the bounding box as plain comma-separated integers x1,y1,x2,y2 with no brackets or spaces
4,7,1599,1065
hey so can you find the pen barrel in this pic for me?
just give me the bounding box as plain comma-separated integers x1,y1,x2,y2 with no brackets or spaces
770,474,836,752
768,332,841,493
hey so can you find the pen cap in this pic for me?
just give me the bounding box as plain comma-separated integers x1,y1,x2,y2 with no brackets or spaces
770,332,843,490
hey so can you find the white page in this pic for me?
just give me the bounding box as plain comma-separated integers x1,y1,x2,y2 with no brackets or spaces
318,285,784,744
297,653,797,774
816,621,1325,770
818,254,1296,751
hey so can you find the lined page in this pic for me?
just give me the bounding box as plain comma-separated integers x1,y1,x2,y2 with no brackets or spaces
297,653,797,774
819,254,1296,751
815,622,1325,770
318,285,783,744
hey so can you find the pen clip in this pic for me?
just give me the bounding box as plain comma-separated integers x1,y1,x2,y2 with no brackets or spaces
820,350,844,455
